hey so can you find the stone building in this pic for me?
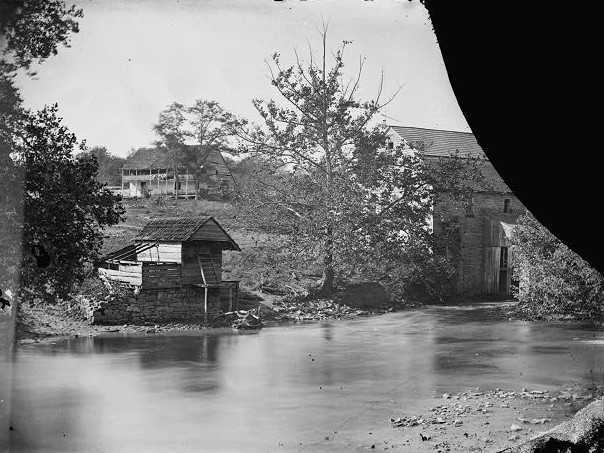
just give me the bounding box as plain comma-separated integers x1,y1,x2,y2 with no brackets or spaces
386,125,526,296
94,216,241,324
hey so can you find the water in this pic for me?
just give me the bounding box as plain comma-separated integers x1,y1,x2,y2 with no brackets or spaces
4,303,604,452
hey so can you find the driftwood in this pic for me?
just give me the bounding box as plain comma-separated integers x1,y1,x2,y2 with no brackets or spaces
212,307,262,330
494,397,604,453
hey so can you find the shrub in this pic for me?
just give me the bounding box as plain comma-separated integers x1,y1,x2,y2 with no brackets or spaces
510,212,604,317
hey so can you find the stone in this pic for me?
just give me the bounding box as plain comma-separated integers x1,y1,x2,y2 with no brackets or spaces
339,282,389,309
494,397,604,453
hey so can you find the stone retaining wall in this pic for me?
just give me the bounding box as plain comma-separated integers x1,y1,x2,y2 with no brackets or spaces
89,287,221,325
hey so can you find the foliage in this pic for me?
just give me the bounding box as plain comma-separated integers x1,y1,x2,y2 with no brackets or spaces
78,146,125,186
153,99,236,198
510,212,604,317
0,0,83,73
230,28,482,300
16,105,125,303
0,0,83,293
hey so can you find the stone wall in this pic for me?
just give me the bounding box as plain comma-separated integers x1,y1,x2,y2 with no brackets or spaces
434,191,527,295
88,286,221,325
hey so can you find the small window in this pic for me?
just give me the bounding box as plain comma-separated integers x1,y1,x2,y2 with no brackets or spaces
503,198,511,213
387,140,394,150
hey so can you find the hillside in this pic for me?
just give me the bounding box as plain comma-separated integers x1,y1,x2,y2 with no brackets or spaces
101,197,324,303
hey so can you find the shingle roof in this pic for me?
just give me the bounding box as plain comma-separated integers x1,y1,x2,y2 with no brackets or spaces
122,145,219,170
134,216,240,250
122,147,172,170
387,125,486,159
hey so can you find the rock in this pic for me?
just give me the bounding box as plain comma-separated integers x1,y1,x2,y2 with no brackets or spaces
510,424,522,432
494,397,604,453
338,282,389,309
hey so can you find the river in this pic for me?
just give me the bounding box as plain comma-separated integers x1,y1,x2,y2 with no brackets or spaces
4,303,604,452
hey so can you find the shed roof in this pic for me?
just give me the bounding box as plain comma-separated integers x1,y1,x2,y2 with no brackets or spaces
134,216,240,250
387,125,486,159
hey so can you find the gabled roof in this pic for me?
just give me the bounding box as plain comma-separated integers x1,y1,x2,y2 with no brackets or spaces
387,125,486,159
123,145,230,171
134,216,240,250
123,147,173,170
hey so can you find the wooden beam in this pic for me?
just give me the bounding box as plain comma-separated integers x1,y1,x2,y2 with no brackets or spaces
197,254,207,286
204,286,208,325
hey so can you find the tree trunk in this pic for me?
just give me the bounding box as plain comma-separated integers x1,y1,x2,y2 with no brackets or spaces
317,227,334,297
318,262,334,297
172,157,178,205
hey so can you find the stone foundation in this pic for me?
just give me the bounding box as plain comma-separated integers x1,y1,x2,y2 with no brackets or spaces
89,287,221,325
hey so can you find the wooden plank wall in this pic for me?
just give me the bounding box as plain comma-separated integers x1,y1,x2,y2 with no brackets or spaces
180,242,223,286
99,265,142,286
136,242,182,263
211,244,222,283
482,246,501,294
205,149,233,180
181,242,209,286
483,218,500,247
189,219,231,243
141,263,182,289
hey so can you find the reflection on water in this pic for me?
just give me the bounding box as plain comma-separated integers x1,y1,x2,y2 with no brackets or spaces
5,304,604,452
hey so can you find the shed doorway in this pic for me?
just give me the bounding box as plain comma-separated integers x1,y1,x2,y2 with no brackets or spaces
498,246,510,294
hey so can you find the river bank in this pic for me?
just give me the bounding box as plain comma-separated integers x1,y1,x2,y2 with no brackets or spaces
12,300,604,452
14,294,386,344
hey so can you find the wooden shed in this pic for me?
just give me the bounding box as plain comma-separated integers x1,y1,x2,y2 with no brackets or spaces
99,216,241,322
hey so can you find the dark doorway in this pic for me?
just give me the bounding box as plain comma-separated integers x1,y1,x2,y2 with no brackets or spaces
498,246,509,293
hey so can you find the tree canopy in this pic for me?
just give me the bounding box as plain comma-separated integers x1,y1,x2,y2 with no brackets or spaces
78,146,125,186
16,105,124,302
153,99,236,198
231,28,482,299
1,0,84,295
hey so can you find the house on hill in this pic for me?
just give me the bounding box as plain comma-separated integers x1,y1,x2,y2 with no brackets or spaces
386,125,526,296
95,216,241,324
121,145,234,199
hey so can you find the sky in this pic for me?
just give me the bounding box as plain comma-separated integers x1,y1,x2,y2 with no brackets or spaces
15,0,470,158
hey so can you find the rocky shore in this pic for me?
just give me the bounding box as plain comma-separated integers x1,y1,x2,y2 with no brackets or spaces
383,385,604,452
14,293,386,344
